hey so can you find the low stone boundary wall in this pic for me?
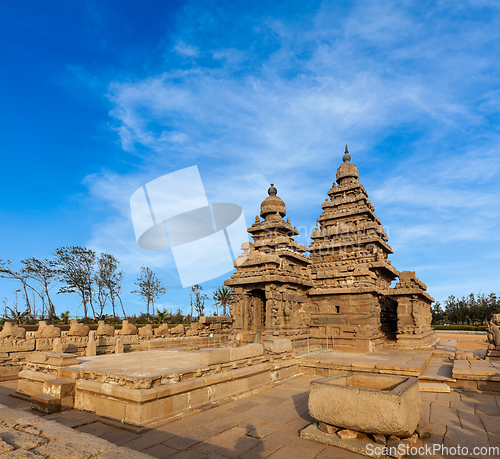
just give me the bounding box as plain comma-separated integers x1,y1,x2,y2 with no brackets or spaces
0,334,232,380
73,357,298,428
16,340,298,429
450,359,500,393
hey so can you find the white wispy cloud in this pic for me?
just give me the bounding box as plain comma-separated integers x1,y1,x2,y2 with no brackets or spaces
83,0,500,302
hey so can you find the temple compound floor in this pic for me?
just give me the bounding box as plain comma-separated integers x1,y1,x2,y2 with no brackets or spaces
0,375,499,459
0,333,499,459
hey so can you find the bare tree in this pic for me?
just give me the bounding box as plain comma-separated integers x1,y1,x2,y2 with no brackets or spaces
54,246,96,319
131,266,166,317
0,260,34,314
190,284,208,319
94,253,123,317
20,257,58,320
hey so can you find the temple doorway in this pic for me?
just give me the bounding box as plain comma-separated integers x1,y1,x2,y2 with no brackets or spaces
380,295,398,340
251,289,266,330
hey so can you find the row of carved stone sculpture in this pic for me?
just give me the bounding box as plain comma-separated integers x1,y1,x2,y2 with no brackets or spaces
0,319,180,339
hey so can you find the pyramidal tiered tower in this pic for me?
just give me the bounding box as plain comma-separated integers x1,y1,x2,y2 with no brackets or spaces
226,147,438,351
226,184,312,338
307,146,400,351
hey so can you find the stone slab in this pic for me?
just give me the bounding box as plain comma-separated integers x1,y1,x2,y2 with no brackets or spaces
264,339,293,354
71,349,205,378
419,382,450,393
300,423,381,458
230,343,264,361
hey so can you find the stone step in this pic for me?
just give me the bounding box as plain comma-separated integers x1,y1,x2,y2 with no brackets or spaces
43,379,75,399
31,394,62,414
419,362,455,383
432,339,457,358
419,382,451,393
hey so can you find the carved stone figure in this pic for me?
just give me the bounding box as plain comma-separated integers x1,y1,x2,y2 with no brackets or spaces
35,321,61,338
155,323,170,336
139,324,153,337
0,322,26,339
170,324,184,335
118,320,138,335
487,314,500,348
67,319,90,336
96,320,115,336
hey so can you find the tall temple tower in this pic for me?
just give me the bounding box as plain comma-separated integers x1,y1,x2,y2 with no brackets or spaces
225,184,312,339
307,146,400,351
226,147,438,351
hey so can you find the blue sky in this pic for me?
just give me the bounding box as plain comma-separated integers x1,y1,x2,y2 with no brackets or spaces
1,0,499,317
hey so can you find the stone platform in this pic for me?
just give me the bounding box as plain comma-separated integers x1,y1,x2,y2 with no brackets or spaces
16,343,299,429
1,376,499,459
298,349,433,378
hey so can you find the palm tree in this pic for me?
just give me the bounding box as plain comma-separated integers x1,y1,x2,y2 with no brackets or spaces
213,286,235,317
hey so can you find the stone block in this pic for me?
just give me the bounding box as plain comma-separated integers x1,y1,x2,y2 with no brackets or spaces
43,379,75,398
28,352,51,364
46,353,79,367
94,395,127,420
31,394,62,414
154,324,170,336
263,338,292,354
138,324,153,337
170,324,184,335
308,373,421,436
0,338,35,353
53,338,63,353
229,343,263,361
300,423,381,458
0,365,21,381
200,347,230,366
115,338,124,354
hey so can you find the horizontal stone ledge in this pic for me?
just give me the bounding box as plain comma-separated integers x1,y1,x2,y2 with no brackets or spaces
75,358,298,403
225,276,313,287
307,287,381,295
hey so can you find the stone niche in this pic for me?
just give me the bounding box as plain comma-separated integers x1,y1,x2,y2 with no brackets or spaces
308,373,421,437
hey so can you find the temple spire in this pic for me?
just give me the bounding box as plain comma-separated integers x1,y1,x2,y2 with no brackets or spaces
268,183,277,196
343,145,351,163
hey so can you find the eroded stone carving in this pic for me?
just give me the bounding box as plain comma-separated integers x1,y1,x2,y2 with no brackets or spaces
139,324,153,337
35,321,61,338
0,322,26,339
96,320,115,336
67,319,89,336
118,320,138,335
155,323,170,336
486,314,500,360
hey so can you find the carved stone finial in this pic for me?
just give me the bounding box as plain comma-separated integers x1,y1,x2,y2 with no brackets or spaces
343,145,351,163
268,183,277,196
255,215,260,223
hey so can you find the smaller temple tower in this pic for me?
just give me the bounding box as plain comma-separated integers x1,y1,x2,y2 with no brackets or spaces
225,184,312,339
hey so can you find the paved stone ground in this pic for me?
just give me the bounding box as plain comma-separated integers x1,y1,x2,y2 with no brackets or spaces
0,377,499,458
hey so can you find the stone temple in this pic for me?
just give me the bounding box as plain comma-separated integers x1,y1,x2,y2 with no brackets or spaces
226,146,438,352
